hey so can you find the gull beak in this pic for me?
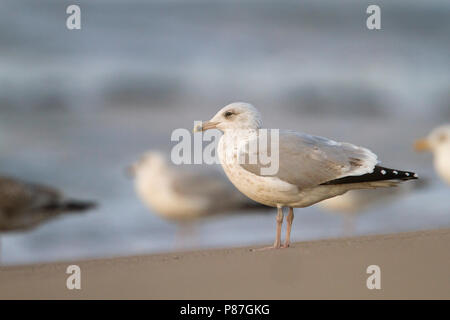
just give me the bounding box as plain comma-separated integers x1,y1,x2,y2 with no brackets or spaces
414,138,431,152
193,121,219,132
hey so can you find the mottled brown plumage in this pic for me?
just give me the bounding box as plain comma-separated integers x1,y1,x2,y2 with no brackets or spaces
0,176,96,232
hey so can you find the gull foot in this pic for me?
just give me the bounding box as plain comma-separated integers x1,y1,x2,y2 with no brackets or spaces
251,245,288,251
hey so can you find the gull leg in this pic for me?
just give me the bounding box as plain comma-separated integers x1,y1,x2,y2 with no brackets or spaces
282,207,294,248
273,206,284,248
252,206,284,251
175,222,196,249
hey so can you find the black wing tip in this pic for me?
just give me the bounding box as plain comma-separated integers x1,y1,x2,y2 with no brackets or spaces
321,166,418,185
41,200,97,213
65,200,97,211
377,166,418,181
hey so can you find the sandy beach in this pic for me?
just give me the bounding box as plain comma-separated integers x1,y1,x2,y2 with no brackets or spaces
1,228,449,299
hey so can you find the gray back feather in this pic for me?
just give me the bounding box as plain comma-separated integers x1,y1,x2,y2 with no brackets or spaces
239,130,378,189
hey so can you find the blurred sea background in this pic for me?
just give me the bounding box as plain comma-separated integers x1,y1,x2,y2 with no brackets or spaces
0,0,449,265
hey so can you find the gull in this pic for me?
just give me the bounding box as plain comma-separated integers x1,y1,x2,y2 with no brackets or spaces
414,124,450,185
194,102,418,249
129,151,268,223
0,176,96,261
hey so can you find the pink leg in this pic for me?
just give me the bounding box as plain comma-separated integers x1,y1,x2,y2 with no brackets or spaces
253,206,284,251
273,206,284,248
282,207,294,248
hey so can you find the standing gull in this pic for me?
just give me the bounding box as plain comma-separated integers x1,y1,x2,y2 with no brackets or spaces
129,151,268,221
414,124,450,185
195,102,418,249
0,176,96,261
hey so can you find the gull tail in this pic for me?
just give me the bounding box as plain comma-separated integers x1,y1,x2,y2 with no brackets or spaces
63,200,97,212
321,165,418,186
43,200,97,212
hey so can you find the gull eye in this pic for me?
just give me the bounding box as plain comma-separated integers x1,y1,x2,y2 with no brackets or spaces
224,111,234,118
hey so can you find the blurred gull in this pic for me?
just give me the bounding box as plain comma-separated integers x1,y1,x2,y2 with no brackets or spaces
318,179,428,235
415,124,450,185
129,151,268,222
0,176,96,261
195,102,418,249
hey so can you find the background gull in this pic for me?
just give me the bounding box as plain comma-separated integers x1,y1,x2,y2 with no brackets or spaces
129,151,269,244
318,179,428,235
415,124,450,185
0,176,96,262
196,102,418,249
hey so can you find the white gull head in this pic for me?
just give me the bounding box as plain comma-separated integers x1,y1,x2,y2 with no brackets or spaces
195,102,262,132
415,124,450,152
129,151,168,179
415,124,450,185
